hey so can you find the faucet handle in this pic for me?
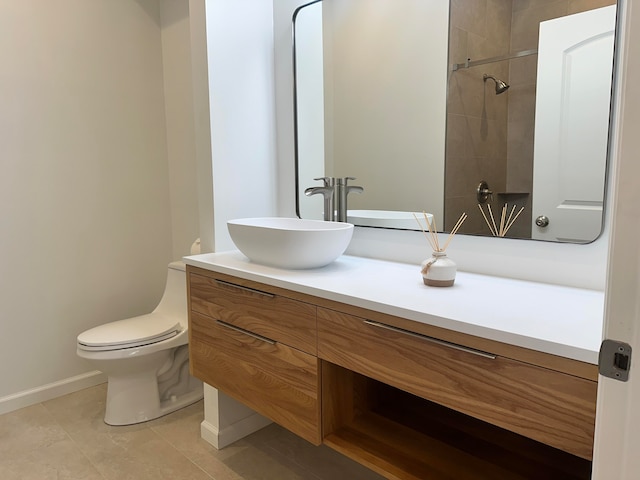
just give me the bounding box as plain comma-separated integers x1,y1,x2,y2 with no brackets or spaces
313,176,334,187
337,176,357,186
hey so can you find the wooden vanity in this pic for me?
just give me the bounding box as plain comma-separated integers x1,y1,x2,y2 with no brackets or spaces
185,253,602,480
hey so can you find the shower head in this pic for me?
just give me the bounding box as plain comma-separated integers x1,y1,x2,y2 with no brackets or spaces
483,74,510,95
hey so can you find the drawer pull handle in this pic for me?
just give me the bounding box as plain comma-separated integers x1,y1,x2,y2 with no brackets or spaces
216,320,276,345
214,279,275,298
363,320,496,360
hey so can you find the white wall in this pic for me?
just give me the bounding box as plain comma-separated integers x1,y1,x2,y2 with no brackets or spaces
325,0,447,220
206,0,278,252
161,0,201,260
0,0,199,411
196,0,280,446
274,0,611,291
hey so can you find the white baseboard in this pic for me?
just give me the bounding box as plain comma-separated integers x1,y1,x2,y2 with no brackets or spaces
200,413,272,449
0,370,107,415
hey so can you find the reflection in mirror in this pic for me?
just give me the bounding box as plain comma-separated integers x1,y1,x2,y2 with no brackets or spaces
294,0,617,243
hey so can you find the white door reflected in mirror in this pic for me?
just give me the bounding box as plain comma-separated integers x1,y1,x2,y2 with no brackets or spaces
532,5,616,243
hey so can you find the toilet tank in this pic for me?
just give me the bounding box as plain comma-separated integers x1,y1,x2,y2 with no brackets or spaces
153,261,188,324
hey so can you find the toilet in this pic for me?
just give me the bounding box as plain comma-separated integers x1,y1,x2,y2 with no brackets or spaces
77,261,203,425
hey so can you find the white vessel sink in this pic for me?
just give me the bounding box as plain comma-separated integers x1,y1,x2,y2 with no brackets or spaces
227,217,354,269
347,210,433,230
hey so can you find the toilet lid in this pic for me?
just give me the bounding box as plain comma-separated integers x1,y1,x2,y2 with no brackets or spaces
77,313,182,351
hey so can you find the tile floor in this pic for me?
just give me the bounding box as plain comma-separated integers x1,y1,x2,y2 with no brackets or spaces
0,384,384,480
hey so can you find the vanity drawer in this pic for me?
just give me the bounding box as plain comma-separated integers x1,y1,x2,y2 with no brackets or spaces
317,307,597,460
190,311,322,445
188,271,317,354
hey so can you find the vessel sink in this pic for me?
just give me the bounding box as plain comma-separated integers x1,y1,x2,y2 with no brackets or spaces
227,217,354,269
347,210,433,230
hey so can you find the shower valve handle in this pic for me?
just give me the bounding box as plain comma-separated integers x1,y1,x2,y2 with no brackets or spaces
476,181,493,204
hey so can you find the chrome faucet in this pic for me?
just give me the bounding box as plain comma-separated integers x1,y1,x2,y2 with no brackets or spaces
304,177,335,221
336,177,364,222
305,176,364,222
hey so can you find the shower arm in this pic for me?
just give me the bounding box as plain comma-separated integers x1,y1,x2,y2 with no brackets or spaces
452,49,538,71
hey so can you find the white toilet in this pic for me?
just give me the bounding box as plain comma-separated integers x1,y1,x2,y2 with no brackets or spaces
77,261,203,425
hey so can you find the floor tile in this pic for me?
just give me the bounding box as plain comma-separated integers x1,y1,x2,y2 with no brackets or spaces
0,403,69,459
1,385,386,480
0,437,105,480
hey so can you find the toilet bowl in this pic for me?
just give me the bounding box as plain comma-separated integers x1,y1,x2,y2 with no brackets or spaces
77,261,203,425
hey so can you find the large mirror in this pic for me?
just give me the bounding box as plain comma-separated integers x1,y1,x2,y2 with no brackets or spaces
294,0,618,243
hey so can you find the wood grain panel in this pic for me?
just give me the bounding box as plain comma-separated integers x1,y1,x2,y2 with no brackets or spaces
314,298,598,381
190,311,321,445
317,307,597,459
186,265,597,381
189,270,317,354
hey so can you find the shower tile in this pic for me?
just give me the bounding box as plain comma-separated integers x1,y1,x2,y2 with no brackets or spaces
485,0,513,58
513,0,562,13
507,117,535,181
448,68,485,118
509,55,538,87
568,0,616,14
446,115,467,159
446,156,482,198
507,83,536,124
506,148,535,193
479,157,508,192
450,0,488,38
511,1,568,52
464,116,507,159
446,195,485,233
466,31,490,62
449,27,469,64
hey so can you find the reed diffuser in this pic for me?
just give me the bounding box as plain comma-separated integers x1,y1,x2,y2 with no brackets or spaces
477,203,525,237
413,212,467,287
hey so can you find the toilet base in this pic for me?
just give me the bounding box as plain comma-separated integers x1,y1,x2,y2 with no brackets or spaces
103,346,204,426
105,375,203,426
104,376,204,426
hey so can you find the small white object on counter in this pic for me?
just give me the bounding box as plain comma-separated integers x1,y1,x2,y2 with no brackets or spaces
184,251,604,364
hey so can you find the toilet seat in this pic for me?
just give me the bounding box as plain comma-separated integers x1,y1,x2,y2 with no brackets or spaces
77,313,182,351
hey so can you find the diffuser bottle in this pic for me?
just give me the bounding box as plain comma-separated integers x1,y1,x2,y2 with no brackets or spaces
421,251,456,287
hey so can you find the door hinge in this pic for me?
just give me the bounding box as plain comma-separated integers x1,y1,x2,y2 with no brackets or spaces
599,339,632,381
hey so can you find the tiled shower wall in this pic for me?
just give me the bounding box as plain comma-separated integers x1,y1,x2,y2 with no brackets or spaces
445,0,615,238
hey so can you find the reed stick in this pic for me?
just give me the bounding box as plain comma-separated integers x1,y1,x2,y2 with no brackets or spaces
415,211,466,252
478,203,526,237
413,213,437,251
487,204,499,237
442,213,467,251
505,204,517,232
477,204,497,236
424,211,440,251
503,206,525,235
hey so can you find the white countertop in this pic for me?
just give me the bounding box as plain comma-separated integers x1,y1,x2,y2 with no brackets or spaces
184,251,604,364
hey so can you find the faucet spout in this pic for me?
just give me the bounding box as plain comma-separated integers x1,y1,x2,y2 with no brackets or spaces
304,178,335,221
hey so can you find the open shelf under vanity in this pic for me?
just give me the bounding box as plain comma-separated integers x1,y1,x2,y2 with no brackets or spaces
322,362,592,480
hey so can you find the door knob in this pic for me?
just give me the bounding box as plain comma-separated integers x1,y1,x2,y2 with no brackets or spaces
535,215,550,228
